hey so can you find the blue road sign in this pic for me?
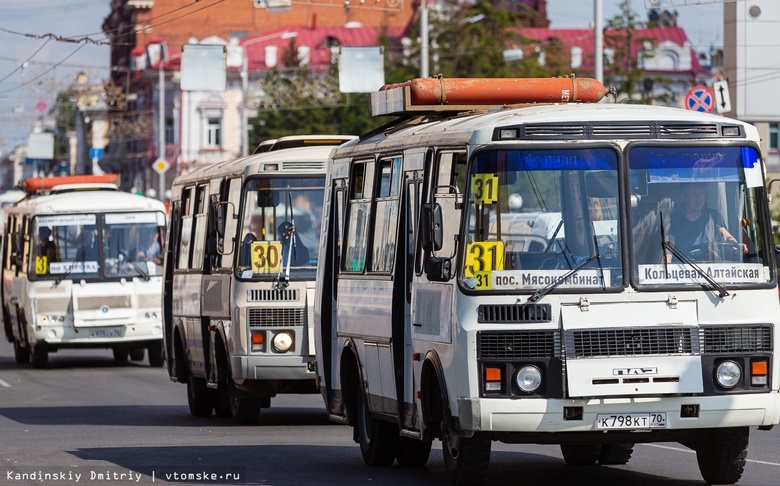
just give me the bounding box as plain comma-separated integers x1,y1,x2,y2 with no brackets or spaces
685,86,715,113
89,147,104,160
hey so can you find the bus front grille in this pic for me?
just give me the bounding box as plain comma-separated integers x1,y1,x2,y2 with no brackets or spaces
77,296,132,310
478,304,551,323
700,325,772,354
566,327,696,359
248,307,305,327
478,330,560,359
247,289,299,302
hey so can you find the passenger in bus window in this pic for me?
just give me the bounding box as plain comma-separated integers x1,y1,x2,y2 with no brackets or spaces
139,232,162,264
665,183,747,261
278,221,309,266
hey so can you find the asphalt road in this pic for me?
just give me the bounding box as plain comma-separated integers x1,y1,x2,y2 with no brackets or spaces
2,340,780,485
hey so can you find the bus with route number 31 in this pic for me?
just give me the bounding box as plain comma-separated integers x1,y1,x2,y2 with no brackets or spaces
313,76,780,485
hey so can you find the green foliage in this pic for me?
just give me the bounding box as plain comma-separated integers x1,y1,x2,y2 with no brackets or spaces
604,0,657,101
247,0,577,143
52,90,77,158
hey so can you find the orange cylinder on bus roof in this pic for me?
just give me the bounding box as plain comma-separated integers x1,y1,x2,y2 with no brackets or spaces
384,77,609,105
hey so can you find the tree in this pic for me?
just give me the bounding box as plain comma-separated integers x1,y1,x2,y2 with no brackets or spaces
604,0,657,101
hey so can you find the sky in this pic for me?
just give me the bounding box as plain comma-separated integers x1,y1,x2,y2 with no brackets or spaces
0,0,724,158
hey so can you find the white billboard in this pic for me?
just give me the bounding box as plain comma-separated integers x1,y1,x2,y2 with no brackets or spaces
727,0,780,121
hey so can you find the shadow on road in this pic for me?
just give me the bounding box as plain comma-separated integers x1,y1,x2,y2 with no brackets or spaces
66,445,705,485
0,405,333,427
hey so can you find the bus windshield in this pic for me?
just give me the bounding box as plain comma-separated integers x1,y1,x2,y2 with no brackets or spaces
629,145,771,288
461,147,621,292
31,212,165,280
33,214,99,278
104,212,166,278
237,176,325,280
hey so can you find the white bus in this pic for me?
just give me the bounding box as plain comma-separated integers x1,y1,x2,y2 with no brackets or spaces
164,144,333,424
2,176,167,368
314,77,780,485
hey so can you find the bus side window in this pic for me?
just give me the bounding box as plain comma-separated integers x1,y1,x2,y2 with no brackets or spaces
191,185,209,271
177,187,195,270
342,161,374,273
371,157,402,273
434,151,466,259
218,177,242,269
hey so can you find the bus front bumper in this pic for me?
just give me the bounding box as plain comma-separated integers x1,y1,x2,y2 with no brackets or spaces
456,392,780,433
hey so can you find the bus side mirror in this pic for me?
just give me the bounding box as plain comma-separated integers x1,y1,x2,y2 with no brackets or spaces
420,203,443,252
425,256,451,282
214,202,228,237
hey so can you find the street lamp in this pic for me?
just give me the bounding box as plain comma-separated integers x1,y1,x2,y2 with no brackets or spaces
241,31,298,157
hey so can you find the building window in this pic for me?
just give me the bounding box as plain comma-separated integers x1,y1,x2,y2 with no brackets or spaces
206,118,221,147
570,46,582,69
770,123,779,152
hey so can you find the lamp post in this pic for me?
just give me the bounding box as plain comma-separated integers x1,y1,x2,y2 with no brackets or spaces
240,31,298,157
158,60,165,199
420,0,429,78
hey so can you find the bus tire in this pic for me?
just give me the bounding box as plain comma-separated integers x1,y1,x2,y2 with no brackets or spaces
695,427,748,485
13,338,30,364
215,383,232,417
357,389,398,466
598,443,634,465
561,444,601,465
396,436,432,467
442,428,491,485
229,381,260,425
113,348,129,364
187,374,215,417
129,349,145,361
147,340,164,367
30,342,49,369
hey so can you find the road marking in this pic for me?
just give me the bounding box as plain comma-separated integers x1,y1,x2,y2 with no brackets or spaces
0,378,11,387
641,443,780,466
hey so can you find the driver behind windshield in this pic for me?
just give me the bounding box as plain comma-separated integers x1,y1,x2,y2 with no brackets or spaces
665,183,747,262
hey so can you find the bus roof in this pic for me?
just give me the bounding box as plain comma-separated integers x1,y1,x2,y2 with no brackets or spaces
336,103,757,156
7,189,166,216
172,144,335,187
252,135,356,154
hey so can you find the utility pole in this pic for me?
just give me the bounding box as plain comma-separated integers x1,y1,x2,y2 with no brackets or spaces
594,0,604,84
241,54,249,157
158,62,165,200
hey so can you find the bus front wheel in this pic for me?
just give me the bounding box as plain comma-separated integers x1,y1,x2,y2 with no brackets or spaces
356,389,397,466
187,374,215,417
442,426,491,485
228,381,260,425
561,444,602,465
13,338,29,364
696,427,748,484
396,436,432,467
147,340,164,367
30,342,49,369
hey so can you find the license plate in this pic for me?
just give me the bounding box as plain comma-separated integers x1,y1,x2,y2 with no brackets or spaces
596,412,667,430
88,328,124,339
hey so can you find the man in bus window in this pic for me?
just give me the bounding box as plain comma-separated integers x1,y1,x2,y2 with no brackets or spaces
665,183,747,261
38,226,57,263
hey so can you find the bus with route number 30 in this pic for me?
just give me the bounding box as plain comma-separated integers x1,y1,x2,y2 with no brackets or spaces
313,76,780,485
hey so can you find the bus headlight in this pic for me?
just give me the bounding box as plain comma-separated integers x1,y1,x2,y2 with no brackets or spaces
515,365,542,393
715,360,741,389
272,332,293,353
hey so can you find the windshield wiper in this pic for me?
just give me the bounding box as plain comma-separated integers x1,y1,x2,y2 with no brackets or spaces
128,260,150,282
527,252,600,303
659,211,728,298
53,248,84,287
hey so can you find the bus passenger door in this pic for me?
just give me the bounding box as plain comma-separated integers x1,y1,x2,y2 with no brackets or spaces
411,150,466,345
